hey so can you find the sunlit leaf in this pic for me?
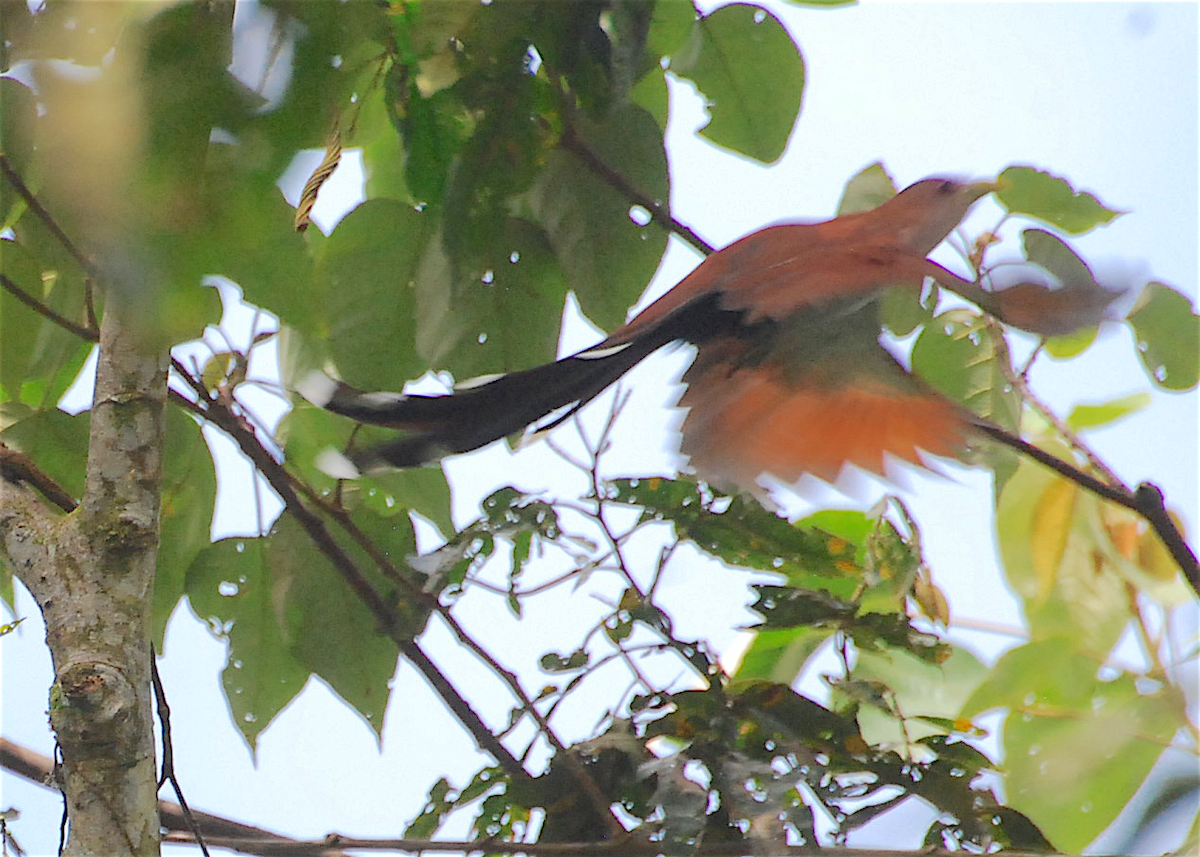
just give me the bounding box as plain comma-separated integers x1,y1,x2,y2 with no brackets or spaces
733,625,833,684
1126,281,1200,391
836,162,897,215
1065,392,1151,432
995,451,1131,656
853,646,987,750
672,3,805,163
962,640,1181,851
997,166,1124,234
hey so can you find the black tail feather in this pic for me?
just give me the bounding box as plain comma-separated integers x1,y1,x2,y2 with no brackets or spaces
313,293,742,472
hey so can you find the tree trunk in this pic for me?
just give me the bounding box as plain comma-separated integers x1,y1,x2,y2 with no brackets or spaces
1,292,166,856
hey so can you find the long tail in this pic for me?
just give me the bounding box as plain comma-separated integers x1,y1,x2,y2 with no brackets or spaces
299,294,739,473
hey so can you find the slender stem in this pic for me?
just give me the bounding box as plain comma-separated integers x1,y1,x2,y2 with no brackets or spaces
977,422,1199,593
150,652,211,857
0,272,98,342
0,443,78,512
560,126,714,258
986,316,1128,489
0,153,98,278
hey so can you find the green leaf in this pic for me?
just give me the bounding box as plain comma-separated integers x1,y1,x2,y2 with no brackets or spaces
609,477,863,594
152,409,217,648
316,199,434,389
913,307,1020,422
1043,325,1097,359
417,218,568,379
631,67,670,131
961,640,1182,852
644,1,696,65
284,509,410,739
176,142,316,331
279,403,455,540
189,510,408,747
1065,392,1151,432
441,79,546,260
527,103,668,331
1021,228,1097,287
853,646,987,750
0,239,94,408
186,536,310,752
994,451,1132,656
997,166,1124,234
1126,282,1200,391
402,85,468,207
0,78,38,226
836,162,897,215
672,3,805,163
910,311,1017,423
0,408,89,501
749,585,857,629
733,625,833,685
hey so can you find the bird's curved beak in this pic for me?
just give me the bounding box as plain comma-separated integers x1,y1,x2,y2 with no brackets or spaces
971,178,1005,198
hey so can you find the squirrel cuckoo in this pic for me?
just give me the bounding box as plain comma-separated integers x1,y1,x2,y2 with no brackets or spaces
300,178,1103,494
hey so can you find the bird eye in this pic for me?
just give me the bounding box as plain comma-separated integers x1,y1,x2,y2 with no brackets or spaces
937,180,956,194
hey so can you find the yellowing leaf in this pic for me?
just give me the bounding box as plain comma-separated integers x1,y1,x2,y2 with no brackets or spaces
1028,476,1076,601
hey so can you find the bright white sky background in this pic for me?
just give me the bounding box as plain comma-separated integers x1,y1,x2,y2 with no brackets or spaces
2,2,1198,855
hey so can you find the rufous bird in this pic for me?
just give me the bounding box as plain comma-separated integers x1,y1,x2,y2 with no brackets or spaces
299,177,1115,495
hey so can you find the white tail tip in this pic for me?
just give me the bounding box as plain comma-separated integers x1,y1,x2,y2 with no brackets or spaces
315,447,361,479
296,371,339,407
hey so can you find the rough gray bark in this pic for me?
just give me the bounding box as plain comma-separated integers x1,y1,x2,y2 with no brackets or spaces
1,292,166,857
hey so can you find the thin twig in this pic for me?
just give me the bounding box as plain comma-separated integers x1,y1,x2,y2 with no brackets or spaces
559,125,714,258
150,651,210,857
985,316,1127,489
0,737,354,857
0,154,98,279
976,422,1199,593
165,373,532,784
0,443,77,513
160,831,1099,857
0,273,98,342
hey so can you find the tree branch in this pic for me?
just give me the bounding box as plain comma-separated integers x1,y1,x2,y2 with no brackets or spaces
0,272,99,343
160,830,1099,857
977,422,1199,594
559,125,715,257
0,153,98,279
0,442,78,512
0,737,353,857
168,364,635,832
0,476,63,607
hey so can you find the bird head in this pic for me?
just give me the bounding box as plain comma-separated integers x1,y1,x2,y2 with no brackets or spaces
880,177,999,254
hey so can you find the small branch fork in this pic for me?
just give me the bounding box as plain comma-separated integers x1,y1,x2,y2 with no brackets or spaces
150,653,210,857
